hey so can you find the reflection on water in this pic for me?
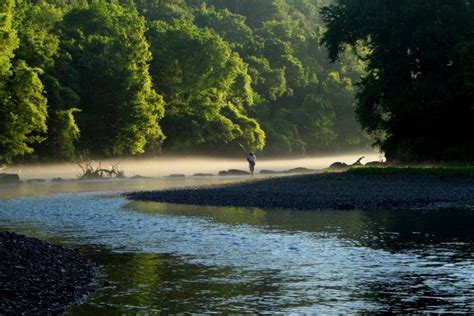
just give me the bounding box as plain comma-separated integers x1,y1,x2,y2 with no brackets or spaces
0,177,242,200
0,190,473,313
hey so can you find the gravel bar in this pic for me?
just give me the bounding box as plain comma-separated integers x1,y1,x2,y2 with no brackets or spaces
127,173,474,211
0,232,96,315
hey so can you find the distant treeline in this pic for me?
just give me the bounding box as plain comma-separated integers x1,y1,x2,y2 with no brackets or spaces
0,0,369,163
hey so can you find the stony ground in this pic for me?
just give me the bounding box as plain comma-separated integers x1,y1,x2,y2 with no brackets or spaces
127,173,474,211
0,232,96,315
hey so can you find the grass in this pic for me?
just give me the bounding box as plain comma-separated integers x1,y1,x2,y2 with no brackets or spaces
346,165,474,177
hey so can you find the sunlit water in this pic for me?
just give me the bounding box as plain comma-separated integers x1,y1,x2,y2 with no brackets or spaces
1,177,473,313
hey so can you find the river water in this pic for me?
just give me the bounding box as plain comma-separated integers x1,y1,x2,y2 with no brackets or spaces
1,176,473,313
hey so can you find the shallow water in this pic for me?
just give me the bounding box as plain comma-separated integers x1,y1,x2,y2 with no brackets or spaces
0,178,473,313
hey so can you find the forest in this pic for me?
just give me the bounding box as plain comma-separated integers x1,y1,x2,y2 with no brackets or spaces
322,0,474,162
1,0,473,164
0,0,368,163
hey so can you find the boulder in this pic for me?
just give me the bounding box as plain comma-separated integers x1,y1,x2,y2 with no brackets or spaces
0,173,20,185
329,162,349,169
193,173,214,177
131,175,152,179
51,177,64,182
286,167,315,174
219,169,251,176
167,174,186,178
26,179,46,184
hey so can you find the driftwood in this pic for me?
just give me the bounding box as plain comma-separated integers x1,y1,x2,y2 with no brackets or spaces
329,156,366,170
77,161,125,180
352,156,365,166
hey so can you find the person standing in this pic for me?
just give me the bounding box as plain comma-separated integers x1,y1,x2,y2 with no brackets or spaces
247,152,256,176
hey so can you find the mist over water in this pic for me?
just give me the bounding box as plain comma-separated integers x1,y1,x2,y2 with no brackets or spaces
4,152,381,180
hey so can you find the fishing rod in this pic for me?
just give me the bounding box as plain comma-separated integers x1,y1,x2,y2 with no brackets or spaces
237,142,248,154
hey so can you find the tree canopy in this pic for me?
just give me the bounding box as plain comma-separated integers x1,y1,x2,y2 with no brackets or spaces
0,0,370,163
321,0,474,162
0,0,47,163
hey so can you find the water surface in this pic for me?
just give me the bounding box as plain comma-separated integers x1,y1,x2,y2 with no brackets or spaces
0,179,473,313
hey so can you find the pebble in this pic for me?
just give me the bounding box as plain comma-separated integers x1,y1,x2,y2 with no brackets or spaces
127,173,474,211
0,232,96,315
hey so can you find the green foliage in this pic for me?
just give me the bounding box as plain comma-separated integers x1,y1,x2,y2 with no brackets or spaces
0,61,47,163
192,0,368,155
147,21,264,151
193,4,253,52
14,2,62,69
134,0,193,23
1,0,370,162
48,108,80,160
321,0,474,162
458,42,474,91
0,0,18,78
60,0,165,156
0,1,48,164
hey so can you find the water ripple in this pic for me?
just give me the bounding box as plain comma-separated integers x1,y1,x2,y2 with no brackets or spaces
1,192,473,313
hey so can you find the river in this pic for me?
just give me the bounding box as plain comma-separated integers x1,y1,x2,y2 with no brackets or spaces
1,164,473,313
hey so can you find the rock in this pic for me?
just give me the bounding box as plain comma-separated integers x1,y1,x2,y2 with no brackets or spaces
26,179,46,184
219,169,251,176
286,167,315,174
0,231,96,314
0,173,20,185
329,162,349,169
51,177,64,182
131,175,152,179
193,173,214,177
128,173,474,212
167,174,186,178
365,161,385,167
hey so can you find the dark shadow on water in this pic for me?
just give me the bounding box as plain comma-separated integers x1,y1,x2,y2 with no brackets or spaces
128,201,474,253
68,247,285,314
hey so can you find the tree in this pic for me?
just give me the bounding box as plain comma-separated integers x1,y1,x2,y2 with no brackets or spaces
12,1,83,160
321,0,474,162
60,0,165,156
0,61,48,163
134,0,193,23
147,21,265,152
0,0,47,164
0,0,18,78
1,0,371,162
196,0,368,155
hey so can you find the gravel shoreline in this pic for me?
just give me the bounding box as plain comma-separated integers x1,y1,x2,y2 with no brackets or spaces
0,232,96,315
127,173,474,211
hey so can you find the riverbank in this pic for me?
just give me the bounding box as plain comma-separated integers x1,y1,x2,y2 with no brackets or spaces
0,232,96,315
127,173,474,211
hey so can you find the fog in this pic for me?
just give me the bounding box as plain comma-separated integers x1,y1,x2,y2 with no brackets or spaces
3,152,382,180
